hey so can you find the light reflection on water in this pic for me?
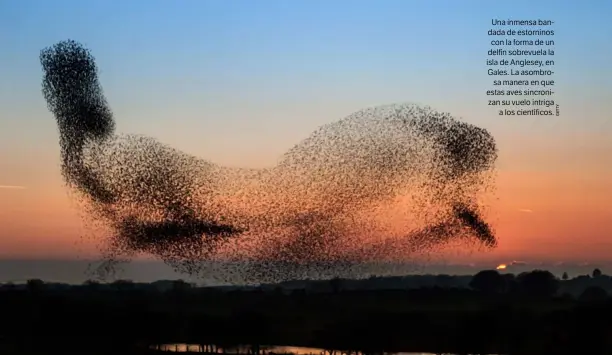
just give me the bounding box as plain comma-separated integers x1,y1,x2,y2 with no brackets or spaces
152,344,499,355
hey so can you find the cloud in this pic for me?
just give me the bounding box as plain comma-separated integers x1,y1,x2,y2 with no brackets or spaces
0,185,26,190
518,208,533,213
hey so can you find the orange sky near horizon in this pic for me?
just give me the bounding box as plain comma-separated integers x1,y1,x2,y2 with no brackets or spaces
1,159,610,262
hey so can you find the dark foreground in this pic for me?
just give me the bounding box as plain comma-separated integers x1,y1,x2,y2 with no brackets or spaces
2,270,612,355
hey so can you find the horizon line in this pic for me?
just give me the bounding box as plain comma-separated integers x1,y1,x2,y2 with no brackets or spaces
0,258,609,266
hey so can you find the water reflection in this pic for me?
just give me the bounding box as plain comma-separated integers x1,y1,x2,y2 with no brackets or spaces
152,344,499,355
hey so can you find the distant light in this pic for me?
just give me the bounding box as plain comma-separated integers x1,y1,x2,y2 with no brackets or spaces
496,264,507,270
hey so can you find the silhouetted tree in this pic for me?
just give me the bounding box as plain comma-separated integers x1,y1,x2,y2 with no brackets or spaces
592,268,602,278
329,277,342,293
435,274,454,288
579,286,608,302
233,311,269,354
562,272,569,280
516,270,559,297
26,279,45,293
112,279,134,291
83,279,100,291
469,270,505,293
169,279,192,308
502,273,518,293
172,279,191,292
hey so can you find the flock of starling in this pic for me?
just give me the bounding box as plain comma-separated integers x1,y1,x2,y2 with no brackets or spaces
41,40,498,284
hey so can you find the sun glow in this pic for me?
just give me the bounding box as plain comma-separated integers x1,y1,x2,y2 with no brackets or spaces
496,264,507,270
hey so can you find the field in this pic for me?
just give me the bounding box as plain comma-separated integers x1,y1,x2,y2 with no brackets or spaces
1,271,611,355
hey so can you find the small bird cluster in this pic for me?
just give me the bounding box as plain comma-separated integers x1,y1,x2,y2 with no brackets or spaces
41,40,498,284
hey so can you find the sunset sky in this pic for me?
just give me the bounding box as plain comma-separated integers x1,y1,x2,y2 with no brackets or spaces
0,0,611,264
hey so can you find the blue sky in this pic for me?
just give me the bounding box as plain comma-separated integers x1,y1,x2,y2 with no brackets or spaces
1,1,610,163
0,0,610,184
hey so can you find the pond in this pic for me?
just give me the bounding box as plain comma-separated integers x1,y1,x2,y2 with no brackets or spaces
151,344,501,355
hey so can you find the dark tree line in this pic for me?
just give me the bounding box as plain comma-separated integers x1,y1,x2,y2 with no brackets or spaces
0,270,611,354
469,268,610,301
